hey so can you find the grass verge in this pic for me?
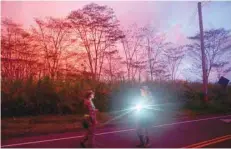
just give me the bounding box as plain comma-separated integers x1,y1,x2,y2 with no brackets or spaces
1,112,111,140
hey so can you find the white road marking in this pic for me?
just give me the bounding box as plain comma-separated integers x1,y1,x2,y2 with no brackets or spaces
2,114,231,148
220,118,231,123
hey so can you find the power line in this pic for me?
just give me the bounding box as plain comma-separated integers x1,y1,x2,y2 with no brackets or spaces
201,1,212,7
187,8,198,28
186,1,211,30
186,3,199,31
202,1,213,30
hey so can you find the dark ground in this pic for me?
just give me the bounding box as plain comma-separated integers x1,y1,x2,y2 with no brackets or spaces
1,113,231,148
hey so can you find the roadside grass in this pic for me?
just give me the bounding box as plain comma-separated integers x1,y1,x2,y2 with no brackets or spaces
182,100,231,119
1,112,112,140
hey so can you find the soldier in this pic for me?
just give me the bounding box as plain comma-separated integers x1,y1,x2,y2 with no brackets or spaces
135,85,153,148
80,90,98,148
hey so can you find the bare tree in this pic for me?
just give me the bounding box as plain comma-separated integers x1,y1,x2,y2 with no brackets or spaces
213,62,231,80
1,18,40,81
142,27,170,81
32,17,71,80
187,28,231,82
152,61,170,82
67,3,124,81
121,24,145,81
103,45,124,82
164,45,185,81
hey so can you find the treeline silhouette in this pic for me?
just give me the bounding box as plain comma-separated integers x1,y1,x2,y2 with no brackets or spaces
1,3,231,117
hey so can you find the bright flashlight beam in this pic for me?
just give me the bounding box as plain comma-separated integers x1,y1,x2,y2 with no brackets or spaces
101,109,133,126
135,104,143,111
150,103,175,107
102,103,173,126
109,108,133,114
144,105,164,111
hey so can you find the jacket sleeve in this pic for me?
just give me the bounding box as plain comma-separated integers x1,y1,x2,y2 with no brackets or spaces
84,100,97,123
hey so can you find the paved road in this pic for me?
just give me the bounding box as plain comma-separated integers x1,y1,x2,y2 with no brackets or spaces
1,114,231,148
206,139,231,148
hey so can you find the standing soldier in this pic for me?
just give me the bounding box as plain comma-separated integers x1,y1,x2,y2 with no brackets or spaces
80,90,98,148
135,85,153,148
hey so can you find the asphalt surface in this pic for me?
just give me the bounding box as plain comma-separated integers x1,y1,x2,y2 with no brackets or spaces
1,114,231,148
205,139,231,148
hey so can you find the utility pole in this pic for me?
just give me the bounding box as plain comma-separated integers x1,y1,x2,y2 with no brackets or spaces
198,2,208,102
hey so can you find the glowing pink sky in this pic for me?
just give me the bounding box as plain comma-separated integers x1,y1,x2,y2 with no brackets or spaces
1,1,231,81
2,1,231,44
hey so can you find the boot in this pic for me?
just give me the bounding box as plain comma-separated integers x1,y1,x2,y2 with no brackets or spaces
80,141,86,148
80,136,88,148
144,136,150,147
136,135,145,147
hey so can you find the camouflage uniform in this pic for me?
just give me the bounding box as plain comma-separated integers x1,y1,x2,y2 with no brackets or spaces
81,99,97,148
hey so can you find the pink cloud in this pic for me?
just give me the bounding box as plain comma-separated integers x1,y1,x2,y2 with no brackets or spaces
165,24,190,46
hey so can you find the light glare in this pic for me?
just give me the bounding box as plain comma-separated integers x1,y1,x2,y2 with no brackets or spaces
135,104,142,111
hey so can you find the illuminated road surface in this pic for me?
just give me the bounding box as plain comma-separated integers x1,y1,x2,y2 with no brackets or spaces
2,114,231,148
